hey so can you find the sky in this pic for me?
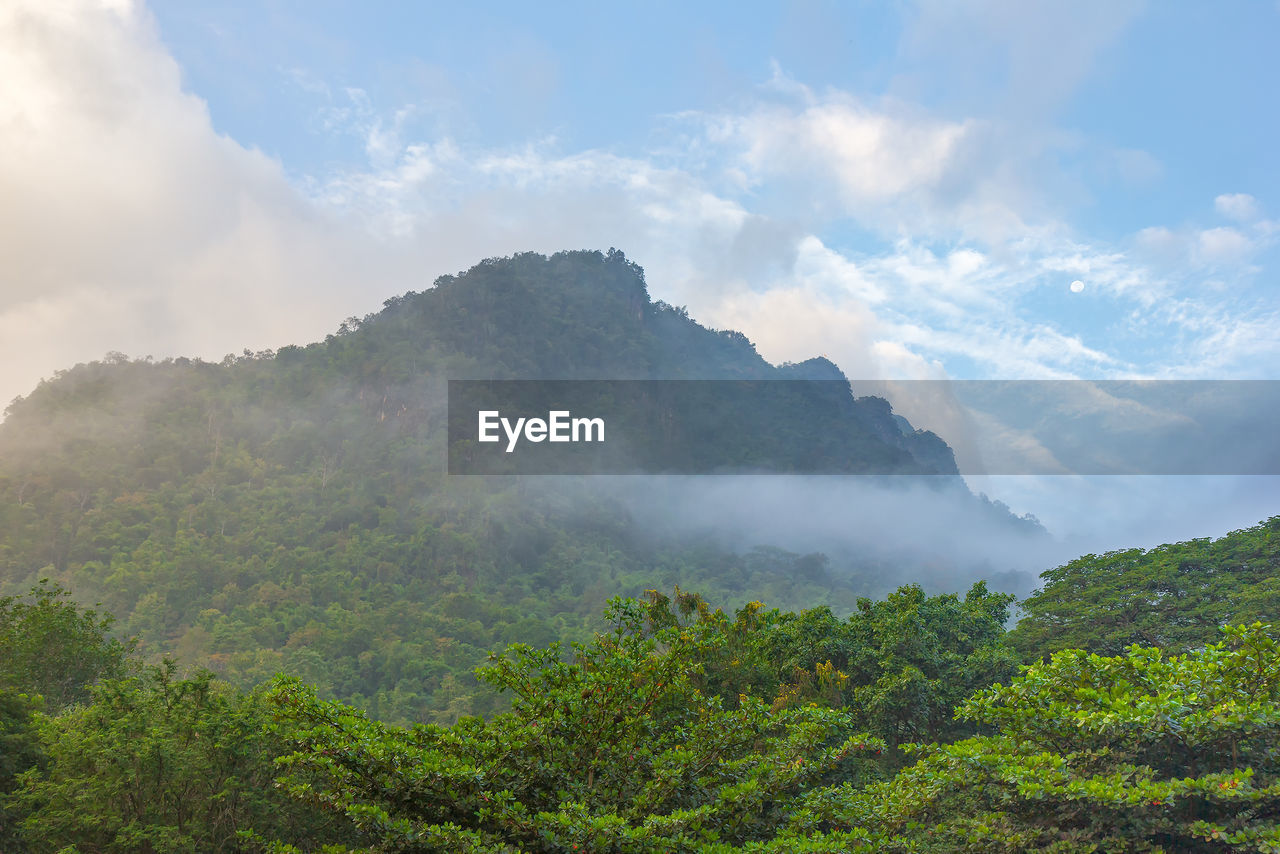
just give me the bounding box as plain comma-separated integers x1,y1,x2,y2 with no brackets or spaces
1,0,1277,548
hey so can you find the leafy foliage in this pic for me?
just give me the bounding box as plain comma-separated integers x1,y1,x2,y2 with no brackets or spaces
13,661,353,854
1011,516,1280,660
0,579,134,710
797,622,1280,852
657,582,1020,755
2,580,1277,852
268,593,883,852
0,691,42,851
0,580,135,851
0,250,985,724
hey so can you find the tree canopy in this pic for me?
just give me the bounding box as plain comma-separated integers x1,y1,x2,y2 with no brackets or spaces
0,579,134,710
1011,516,1280,660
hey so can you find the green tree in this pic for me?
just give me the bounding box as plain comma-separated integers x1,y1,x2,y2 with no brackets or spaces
268,595,882,852
679,582,1020,755
0,579,135,710
1010,517,1280,661
0,691,42,851
14,661,353,854
794,622,1280,852
0,250,1025,726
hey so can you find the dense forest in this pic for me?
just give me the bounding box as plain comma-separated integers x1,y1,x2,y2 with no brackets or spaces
0,250,1035,724
1,250,1277,850
2,523,1279,851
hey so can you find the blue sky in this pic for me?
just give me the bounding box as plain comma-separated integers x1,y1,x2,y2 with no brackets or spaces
0,0,1277,546
137,0,1280,383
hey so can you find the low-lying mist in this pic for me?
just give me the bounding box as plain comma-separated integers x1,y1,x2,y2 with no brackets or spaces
968,473,1280,558
590,472,1280,603
593,475,1053,600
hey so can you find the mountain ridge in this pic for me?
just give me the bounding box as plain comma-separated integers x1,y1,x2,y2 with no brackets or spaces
0,249,1039,723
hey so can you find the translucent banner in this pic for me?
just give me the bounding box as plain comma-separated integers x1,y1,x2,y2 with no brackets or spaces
446,380,1280,475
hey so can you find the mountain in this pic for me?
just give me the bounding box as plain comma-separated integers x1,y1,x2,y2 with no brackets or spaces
0,249,1036,723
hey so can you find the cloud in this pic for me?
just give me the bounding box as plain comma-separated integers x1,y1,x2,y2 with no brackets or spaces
700,240,935,384
3,0,1278,567
967,473,1280,557
708,285,885,376
1197,227,1254,264
2,0,1276,427
1132,198,1275,273
311,59,1267,388
258,76,1273,388
1158,303,1280,377
1215,192,1261,222
0,2,759,407
1135,225,1180,258
681,66,1177,255
732,94,972,206
0,0,402,408
695,85,1043,244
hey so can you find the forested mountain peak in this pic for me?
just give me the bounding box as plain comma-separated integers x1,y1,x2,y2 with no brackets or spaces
344,248,776,380
5,248,959,474
7,251,1273,852
0,249,1027,726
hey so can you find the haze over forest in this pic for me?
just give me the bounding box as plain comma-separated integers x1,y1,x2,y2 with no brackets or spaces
0,248,1051,717
1,2,1279,851
3,0,1277,551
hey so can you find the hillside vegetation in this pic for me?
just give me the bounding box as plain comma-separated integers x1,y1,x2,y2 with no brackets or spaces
4,249,1276,850
2,577,1278,852
1011,516,1280,659
0,250,1010,723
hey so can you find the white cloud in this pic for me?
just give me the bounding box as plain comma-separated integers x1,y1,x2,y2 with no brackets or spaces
790,236,887,304
1155,302,1280,377
0,0,403,408
1215,192,1261,222
682,67,1177,256
0,1,765,408
1133,217,1269,272
3,0,1276,419
1135,225,1180,257
735,96,972,205
707,286,885,376
695,86,1045,244
1197,227,1254,263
